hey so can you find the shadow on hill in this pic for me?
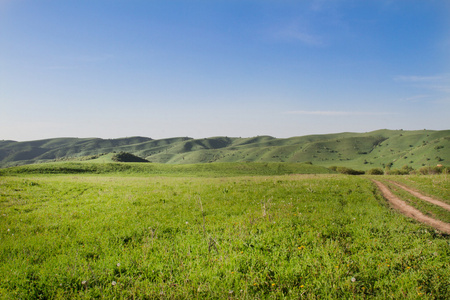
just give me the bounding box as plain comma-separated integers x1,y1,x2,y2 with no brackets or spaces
111,152,149,163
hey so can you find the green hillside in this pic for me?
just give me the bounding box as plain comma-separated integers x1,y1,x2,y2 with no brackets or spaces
1,129,449,169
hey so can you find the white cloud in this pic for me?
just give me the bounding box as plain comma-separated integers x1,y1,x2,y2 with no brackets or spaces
45,66,79,71
44,54,115,71
429,85,450,94
284,110,393,116
76,54,115,63
0,0,12,8
433,97,450,105
394,75,446,82
270,24,325,46
395,74,450,100
269,12,326,47
283,30,324,46
394,74,450,91
401,95,432,102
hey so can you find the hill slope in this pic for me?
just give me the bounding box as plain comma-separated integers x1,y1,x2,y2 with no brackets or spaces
1,129,449,169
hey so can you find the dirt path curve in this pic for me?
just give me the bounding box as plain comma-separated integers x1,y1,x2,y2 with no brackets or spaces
372,179,450,234
388,180,450,212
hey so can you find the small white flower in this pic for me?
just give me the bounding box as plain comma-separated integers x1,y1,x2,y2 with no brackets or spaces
351,277,356,282
112,281,117,286
185,221,188,225
82,280,87,285
117,263,121,267
7,229,10,232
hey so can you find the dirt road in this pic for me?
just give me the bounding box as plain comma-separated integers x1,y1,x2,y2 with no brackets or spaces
372,179,450,234
389,180,450,211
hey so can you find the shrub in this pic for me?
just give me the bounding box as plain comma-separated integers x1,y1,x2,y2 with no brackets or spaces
387,169,407,175
366,168,384,175
111,152,149,163
335,166,365,175
386,165,414,175
417,166,449,175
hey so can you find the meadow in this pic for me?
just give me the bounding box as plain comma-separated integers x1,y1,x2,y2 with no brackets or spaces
1,164,449,299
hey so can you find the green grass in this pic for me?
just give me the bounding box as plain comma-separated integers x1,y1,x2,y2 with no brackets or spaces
385,175,450,203
2,129,449,169
1,173,449,299
378,179,450,224
0,162,334,177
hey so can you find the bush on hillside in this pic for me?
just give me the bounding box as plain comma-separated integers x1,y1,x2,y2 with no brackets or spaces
417,166,449,175
366,168,384,175
52,153,106,162
335,166,365,175
111,152,149,163
386,165,414,175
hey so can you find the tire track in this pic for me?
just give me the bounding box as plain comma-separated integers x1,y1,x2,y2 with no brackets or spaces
372,179,450,234
388,180,450,211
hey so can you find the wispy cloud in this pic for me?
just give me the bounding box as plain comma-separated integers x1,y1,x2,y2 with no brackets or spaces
45,66,79,71
429,85,450,94
401,95,432,102
269,13,326,47
276,28,324,46
44,54,115,71
266,0,352,47
76,54,115,63
434,98,450,105
284,110,393,116
394,75,446,83
0,0,12,9
395,74,450,98
394,74,450,91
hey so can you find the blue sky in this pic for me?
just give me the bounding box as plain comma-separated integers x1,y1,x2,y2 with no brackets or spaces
1,0,449,141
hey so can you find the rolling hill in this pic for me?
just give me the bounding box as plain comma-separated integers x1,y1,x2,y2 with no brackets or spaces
1,129,449,170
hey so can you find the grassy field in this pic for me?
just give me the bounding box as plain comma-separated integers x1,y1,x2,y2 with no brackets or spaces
384,175,450,203
380,180,450,224
0,162,334,177
1,166,449,299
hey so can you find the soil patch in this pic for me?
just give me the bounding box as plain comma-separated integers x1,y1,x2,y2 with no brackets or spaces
388,181,450,211
372,179,450,234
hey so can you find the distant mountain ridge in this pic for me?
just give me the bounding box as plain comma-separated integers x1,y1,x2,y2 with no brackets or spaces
1,129,449,169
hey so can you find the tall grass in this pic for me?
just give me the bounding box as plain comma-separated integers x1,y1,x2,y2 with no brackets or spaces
0,162,333,177
385,174,450,202
379,180,450,223
1,174,449,299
